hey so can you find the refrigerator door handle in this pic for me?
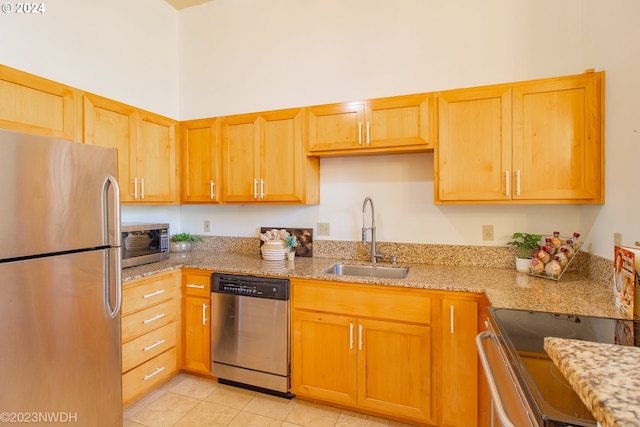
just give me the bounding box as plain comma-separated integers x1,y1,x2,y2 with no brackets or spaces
103,175,122,318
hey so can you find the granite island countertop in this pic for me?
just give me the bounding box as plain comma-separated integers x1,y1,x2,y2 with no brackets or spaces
545,337,640,427
123,251,624,319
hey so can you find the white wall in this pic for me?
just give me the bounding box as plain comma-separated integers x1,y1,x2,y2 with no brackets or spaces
2,0,638,259
0,0,180,118
175,0,640,258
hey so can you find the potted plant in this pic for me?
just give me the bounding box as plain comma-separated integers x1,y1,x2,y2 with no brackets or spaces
170,232,203,253
284,233,299,261
507,232,542,272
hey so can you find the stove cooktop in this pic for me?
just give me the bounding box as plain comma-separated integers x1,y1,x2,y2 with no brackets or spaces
489,308,639,426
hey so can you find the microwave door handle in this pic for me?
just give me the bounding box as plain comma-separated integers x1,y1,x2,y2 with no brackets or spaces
103,175,122,319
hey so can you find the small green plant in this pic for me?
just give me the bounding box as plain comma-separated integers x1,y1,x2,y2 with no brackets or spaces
170,232,203,243
507,232,542,258
284,234,299,251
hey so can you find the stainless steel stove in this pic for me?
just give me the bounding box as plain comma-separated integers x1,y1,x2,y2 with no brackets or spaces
477,307,638,427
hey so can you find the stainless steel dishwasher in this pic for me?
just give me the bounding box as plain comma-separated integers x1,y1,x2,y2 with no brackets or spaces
210,273,292,398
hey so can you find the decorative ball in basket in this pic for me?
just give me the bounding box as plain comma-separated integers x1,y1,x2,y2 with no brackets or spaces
510,231,581,280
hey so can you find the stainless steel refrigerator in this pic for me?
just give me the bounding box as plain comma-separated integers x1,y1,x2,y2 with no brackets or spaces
0,129,123,427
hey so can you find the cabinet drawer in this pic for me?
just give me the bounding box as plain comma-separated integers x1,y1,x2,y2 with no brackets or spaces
183,273,211,298
122,347,176,405
292,280,431,324
121,299,177,343
122,273,178,316
122,322,176,373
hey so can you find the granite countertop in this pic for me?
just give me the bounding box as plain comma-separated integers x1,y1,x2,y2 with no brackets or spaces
545,337,640,427
123,250,623,318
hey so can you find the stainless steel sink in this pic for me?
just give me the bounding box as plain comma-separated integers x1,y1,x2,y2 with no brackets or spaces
322,263,409,279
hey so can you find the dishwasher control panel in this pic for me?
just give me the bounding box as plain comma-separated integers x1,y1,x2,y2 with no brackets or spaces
211,273,289,300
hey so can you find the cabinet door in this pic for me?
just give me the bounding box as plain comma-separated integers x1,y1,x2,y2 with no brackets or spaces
308,102,366,152
83,93,137,202
221,113,261,202
357,318,432,423
512,72,603,203
0,65,80,141
184,296,211,374
181,118,220,203
440,298,479,427
261,108,304,202
135,111,179,203
291,311,357,406
366,94,432,150
436,86,512,202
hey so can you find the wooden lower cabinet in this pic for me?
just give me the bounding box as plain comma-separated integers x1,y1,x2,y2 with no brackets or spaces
121,270,181,405
182,270,213,374
439,296,482,427
291,279,433,425
291,278,487,427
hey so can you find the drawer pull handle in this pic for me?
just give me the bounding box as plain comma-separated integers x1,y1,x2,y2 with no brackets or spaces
143,289,165,299
349,323,354,349
202,304,208,326
186,284,205,289
143,366,165,381
358,324,363,350
143,339,165,351
450,305,455,334
143,313,166,324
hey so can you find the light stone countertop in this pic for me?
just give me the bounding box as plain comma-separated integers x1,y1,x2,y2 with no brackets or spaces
123,251,623,318
545,337,640,427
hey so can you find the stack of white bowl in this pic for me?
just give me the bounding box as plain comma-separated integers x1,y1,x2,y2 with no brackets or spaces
261,240,288,261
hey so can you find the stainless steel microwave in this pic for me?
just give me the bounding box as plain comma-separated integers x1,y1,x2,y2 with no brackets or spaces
121,223,169,268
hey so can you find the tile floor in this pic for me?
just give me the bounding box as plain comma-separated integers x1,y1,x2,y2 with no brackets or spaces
123,373,417,427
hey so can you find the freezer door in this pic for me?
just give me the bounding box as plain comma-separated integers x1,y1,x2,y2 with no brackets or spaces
0,249,122,427
0,129,119,259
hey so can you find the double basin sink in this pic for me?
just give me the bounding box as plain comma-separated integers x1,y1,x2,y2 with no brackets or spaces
323,263,409,279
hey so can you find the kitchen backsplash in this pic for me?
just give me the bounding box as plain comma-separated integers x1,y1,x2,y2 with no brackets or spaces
191,236,612,288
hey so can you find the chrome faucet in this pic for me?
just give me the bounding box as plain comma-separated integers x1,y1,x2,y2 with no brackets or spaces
362,196,385,263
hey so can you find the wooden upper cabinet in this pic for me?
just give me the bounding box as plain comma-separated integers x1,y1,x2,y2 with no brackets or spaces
511,73,603,203
436,85,512,202
435,71,604,204
181,118,220,203
0,65,81,141
221,108,319,204
308,93,433,156
83,93,179,204
83,93,136,201
135,111,179,203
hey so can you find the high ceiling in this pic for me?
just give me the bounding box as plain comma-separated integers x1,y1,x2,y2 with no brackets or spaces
164,0,215,10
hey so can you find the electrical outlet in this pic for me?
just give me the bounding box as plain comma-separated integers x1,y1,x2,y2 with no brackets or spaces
614,232,622,246
482,224,494,241
204,220,211,233
317,222,330,236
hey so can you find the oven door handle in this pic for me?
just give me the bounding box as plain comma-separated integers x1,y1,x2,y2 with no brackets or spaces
476,332,525,427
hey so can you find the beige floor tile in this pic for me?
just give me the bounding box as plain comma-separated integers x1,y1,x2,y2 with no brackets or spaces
335,409,390,427
172,401,240,427
282,423,305,427
285,399,341,427
228,410,283,427
161,373,219,400
204,383,257,410
123,389,167,420
123,420,148,427
129,391,200,427
242,394,295,420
